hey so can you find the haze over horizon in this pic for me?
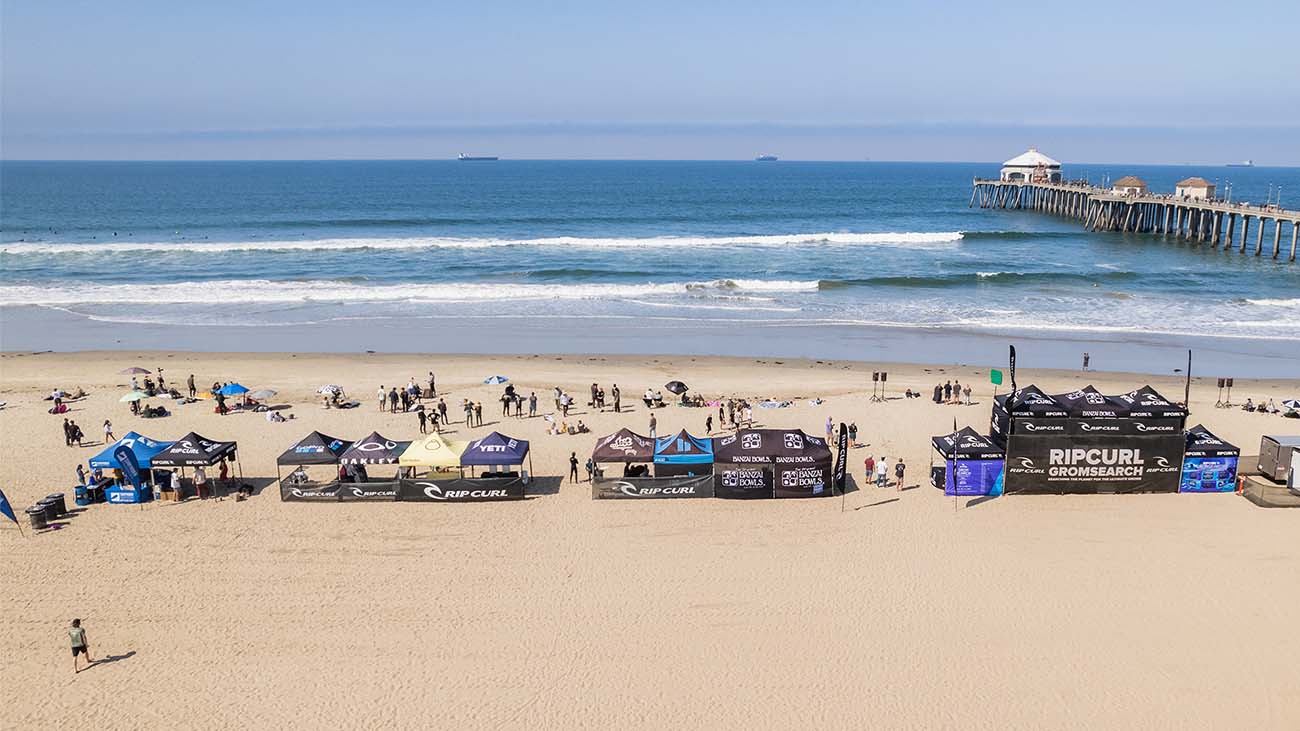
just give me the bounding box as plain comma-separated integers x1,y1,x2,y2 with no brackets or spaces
3,1,1298,164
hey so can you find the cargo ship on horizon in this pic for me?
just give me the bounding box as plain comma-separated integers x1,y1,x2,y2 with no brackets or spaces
458,154,499,161
755,154,778,161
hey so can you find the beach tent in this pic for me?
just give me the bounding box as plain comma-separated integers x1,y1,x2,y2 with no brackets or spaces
88,432,174,470
591,428,656,463
712,428,833,499
990,385,1068,443
277,431,352,465
151,431,237,467
1112,385,1188,419
399,433,467,470
1049,385,1113,417
1181,425,1240,493
338,431,409,465
654,430,713,464
217,383,249,396
930,427,1005,496
460,431,531,473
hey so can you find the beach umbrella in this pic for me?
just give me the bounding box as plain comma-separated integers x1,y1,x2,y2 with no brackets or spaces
1283,399,1300,410
317,384,343,395
119,391,149,403
119,367,151,375
218,383,250,396
249,389,277,400
483,376,509,385
664,380,689,395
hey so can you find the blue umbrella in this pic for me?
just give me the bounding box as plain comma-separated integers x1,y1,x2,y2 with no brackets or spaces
483,376,509,385
218,383,250,396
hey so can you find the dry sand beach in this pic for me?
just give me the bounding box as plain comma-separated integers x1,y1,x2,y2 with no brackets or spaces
2,351,1299,729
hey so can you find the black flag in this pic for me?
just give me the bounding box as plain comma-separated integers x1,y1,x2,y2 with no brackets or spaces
1184,349,1192,407
833,423,848,494
1009,345,1017,395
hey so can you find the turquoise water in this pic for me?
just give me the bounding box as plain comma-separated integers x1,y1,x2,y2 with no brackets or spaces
1,160,1297,358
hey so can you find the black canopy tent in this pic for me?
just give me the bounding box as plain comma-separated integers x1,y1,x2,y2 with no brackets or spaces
930,426,1006,495
591,429,715,499
712,428,833,498
276,431,352,500
591,428,657,476
990,385,1068,443
150,431,243,497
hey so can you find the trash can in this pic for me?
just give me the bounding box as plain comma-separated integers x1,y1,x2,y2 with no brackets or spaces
45,493,67,516
37,498,59,523
26,506,48,531
74,484,90,507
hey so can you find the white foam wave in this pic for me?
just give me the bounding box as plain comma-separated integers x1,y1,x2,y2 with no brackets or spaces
0,231,964,255
1245,298,1300,307
0,278,821,306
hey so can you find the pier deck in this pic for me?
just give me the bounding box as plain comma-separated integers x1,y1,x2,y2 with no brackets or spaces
971,178,1299,261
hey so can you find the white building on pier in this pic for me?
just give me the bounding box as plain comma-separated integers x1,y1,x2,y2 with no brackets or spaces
1000,148,1062,183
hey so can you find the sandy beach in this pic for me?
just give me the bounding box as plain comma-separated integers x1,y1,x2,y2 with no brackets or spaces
2,350,1299,729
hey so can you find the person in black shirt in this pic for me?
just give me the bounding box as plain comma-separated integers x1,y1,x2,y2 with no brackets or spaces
569,452,579,483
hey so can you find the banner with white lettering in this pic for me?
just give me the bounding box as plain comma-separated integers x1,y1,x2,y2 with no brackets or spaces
1004,434,1184,494
775,463,833,498
279,481,346,502
714,464,774,499
592,475,714,499
337,481,400,502
833,423,848,495
398,477,526,502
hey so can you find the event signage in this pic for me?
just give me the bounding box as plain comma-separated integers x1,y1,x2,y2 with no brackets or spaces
337,481,400,501
1066,418,1183,436
946,459,1004,497
1180,456,1238,493
714,465,773,499
398,478,526,502
279,481,345,501
1004,434,1184,493
591,475,714,499
775,464,832,498
833,423,847,495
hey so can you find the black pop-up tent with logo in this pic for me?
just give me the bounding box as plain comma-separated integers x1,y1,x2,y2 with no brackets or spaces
459,431,531,475
713,428,833,499
277,431,353,501
592,428,714,499
1180,424,1240,493
990,385,1068,443
930,426,1006,496
150,431,242,497
338,431,409,465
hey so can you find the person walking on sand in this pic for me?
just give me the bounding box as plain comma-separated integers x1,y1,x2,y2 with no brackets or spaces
438,398,447,424
103,420,115,443
895,458,906,492
378,386,386,412
63,418,73,447
706,415,713,434
569,452,579,483
187,374,197,399
649,414,657,440
69,618,93,672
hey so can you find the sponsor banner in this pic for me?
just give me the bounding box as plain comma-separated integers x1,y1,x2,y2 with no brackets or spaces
337,481,400,502
944,458,1004,497
1067,417,1183,436
714,464,774,499
1004,434,1184,494
398,477,525,502
1014,417,1067,435
591,475,714,500
775,464,832,498
280,480,345,502
1180,456,1239,493
833,423,848,495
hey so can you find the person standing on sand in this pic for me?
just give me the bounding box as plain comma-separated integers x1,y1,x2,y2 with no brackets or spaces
427,371,436,397
474,402,483,426
529,392,537,417
63,418,72,447
876,457,889,488
437,398,447,424
848,423,858,448
648,414,657,440
76,464,87,486
963,384,972,405
389,388,400,413
417,409,428,434
825,417,834,441
932,383,942,404
895,458,906,492
706,415,713,434
378,386,386,412
612,384,621,413
69,619,93,673
103,420,115,443
569,452,579,483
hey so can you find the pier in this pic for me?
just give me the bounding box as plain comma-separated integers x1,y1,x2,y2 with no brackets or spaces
969,150,1299,262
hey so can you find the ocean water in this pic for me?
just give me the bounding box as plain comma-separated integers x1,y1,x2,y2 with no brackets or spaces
2,160,1297,372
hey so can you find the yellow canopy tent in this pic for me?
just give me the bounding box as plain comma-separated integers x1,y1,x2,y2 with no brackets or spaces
398,433,467,473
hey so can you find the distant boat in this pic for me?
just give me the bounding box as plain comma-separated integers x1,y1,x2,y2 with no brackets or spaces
458,154,499,161
755,154,778,162
1226,160,1254,167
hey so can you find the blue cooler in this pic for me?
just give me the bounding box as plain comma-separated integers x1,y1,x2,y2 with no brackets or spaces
75,484,90,507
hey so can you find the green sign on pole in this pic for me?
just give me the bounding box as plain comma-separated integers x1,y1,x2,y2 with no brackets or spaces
990,369,1004,386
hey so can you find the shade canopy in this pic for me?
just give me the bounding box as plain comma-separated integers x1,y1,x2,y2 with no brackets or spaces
592,428,656,463
120,367,151,375
1184,425,1240,458
664,380,689,395
120,391,149,402
483,376,509,385
88,432,174,469
460,431,530,466
339,431,409,465
278,431,353,465
218,383,250,396
151,431,237,467
654,429,713,464
997,385,1069,417
931,427,1006,460
1112,385,1187,418
713,428,832,465
1051,385,1120,417
399,433,467,468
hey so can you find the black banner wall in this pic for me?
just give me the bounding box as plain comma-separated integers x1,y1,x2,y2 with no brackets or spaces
398,477,526,502
1065,417,1184,436
592,475,714,499
1004,434,1184,494
280,481,345,501
337,481,401,501
775,464,833,498
714,464,774,499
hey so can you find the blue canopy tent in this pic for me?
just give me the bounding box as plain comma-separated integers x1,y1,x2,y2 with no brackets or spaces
88,431,174,470
653,430,713,477
461,431,531,477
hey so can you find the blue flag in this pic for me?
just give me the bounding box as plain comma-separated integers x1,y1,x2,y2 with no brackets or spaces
114,444,144,492
0,486,16,525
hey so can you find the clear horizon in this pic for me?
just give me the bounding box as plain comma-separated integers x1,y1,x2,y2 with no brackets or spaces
3,1,1298,163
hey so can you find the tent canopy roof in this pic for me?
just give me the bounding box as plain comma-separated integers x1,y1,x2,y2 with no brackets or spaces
88,431,174,469
1003,147,1061,167
151,431,237,467
1185,424,1239,457
278,431,352,465
460,431,529,466
932,427,1005,459
713,428,831,465
654,429,713,464
399,433,467,468
339,431,409,465
592,428,656,463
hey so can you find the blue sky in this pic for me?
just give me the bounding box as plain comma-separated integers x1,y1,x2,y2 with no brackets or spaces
3,1,1298,162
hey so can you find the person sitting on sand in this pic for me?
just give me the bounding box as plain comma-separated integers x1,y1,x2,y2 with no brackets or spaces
1264,398,1278,414
576,420,589,434
1243,398,1255,412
